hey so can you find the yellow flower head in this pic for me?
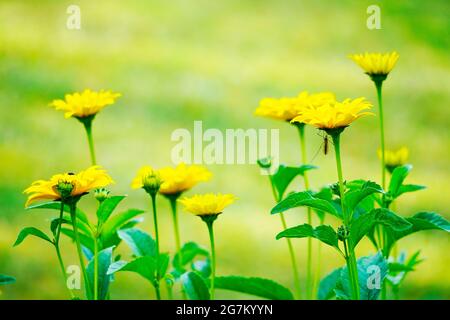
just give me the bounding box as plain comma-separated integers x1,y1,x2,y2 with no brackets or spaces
349,52,399,76
255,91,336,122
24,166,114,207
131,166,162,194
158,163,212,196
291,97,373,130
179,193,236,216
50,89,121,119
379,147,409,172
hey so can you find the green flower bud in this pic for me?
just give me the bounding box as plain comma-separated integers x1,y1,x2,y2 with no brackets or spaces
94,188,111,203
56,180,74,200
143,173,162,195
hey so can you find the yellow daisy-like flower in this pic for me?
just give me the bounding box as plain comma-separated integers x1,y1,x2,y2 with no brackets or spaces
158,163,212,196
379,147,409,172
255,91,336,122
50,89,121,119
179,193,236,216
349,52,399,76
131,166,162,193
291,97,373,130
24,166,114,207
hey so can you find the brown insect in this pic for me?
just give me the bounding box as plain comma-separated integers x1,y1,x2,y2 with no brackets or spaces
323,135,329,155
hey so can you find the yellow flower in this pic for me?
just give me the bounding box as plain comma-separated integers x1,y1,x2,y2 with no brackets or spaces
50,89,121,119
131,166,162,194
179,193,236,216
291,97,373,130
349,52,399,76
158,163,212,196
379,147,409,172
24,166,114,207
255,91,336,122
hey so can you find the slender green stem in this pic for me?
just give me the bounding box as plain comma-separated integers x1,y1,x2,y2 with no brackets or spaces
312,216,325,298
150,193,161,300
93,237,99,300
83,120,97,166
69,202,92,299
206,220,216,300
297,123,313,299
267,174,301,299
332,133,360,300
54,202,75,299
169,197,182,265
375,81,386,190
168,195,187,300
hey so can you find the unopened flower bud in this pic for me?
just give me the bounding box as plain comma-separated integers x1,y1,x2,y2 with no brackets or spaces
337,225,350,242
143,172,162,195
94,188,111,203
56,180,74,200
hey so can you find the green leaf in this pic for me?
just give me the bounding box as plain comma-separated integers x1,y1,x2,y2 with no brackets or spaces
61,228,95,252
397,184,426,197
192,259,212,278
388,165,412,198
384,212,450,253
14,227,53,246
0,274,16,285
173,242,209,271
108,256,158,285
86,247,113,300
271,191,339,218
271,164,317,199
276,224,341,253
50,218,70,236
344,181,383,216
96,196,126,225
350,208,412,250
317,267,341,300
118,228,156,257
181,272,210,300
215,276,294,300
100,209,145,248
26,201,90,226
337,252,388,300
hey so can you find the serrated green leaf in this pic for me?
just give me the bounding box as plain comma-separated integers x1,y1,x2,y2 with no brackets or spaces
86,246,113,300
317,267,341,300
383,212,449,254
345,180,383,216
118,228,156,257
271,191,339,218
271,164,317,199
96,196,126,225
350,208,411,250
277,224,341,253
181,271,210,300
100,209,145,248
215,275,294,300
14,227,53,246
173,242,209,271
108,256,157,284
0,274,16,285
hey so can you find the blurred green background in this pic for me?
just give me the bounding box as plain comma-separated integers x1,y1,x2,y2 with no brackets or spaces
0,0,449,299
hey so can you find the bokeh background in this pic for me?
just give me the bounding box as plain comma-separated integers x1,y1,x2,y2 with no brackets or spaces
0,0,449,299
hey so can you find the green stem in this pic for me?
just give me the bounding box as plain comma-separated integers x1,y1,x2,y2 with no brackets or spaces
206,220,216,300
297,123,313,299
375,81,386,191
83,119,97,166
168,195,187,300
332,133,360,300
312,217,325,298
69,202,92,299
267,174,301,299
150,193,161,300
93,238,99,300
54,202,75,299
280,213,302,299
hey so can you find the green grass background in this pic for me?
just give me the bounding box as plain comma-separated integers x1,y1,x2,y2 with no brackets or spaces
0,0,449,299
